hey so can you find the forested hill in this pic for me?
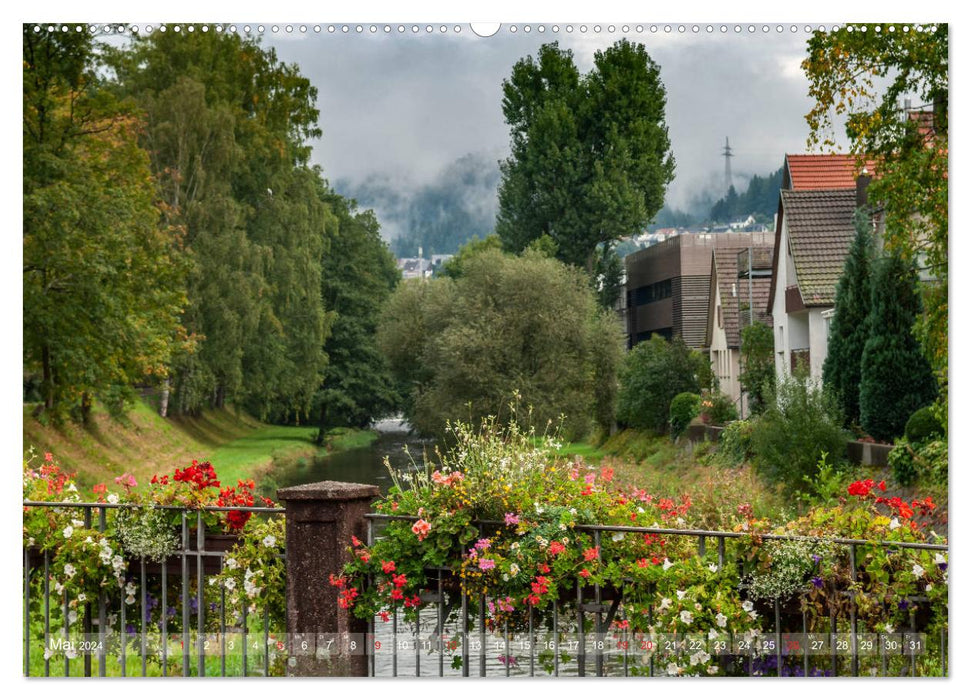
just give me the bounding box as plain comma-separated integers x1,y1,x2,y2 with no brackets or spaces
707,167,784,224
337,152,501,258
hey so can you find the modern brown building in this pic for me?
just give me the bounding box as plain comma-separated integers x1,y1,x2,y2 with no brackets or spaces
624,231,774,350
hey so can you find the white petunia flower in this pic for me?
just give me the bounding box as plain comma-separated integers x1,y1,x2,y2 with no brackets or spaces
889,518,901,531
77,593,86,602
680,610,694,625
63,526,74,539
716,612,728,628
935,553,947,565
662,558,674,570
708,563,718,573
741,600,754,612
926,584,933,592
659,597,672,611
262,535,277,548
707,665,719,675
666,662,681,676
125,595,135,605
225,558,238,570
884,623,895,634
912,564,925,578
509,563,520,576
676,589,687,600
68,610,78,624
107,494,119,504
72,519,84,528
64,564,76,578
225,579,236,590
612,532,625,542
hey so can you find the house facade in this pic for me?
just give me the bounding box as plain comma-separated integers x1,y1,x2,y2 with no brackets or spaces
705,235,774,415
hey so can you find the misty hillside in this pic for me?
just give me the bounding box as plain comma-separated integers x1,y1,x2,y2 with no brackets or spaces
336,152,501,258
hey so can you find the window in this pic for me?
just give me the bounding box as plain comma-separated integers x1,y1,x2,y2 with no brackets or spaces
632,279,673,306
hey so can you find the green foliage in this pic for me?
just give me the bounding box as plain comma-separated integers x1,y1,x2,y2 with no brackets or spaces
114,507,180,562
889,437,948,487
438,234,504,279
668,393,700,439
23,30,189,421
108,27,333,420
822,209,874,426
378,248,625,440
804,23,948,405
744,538,838,601
617,335,708,433
700,392,738,426
859,253,937,442
739,322,775,416
717,420,755,464
313,197,401,432
750,373,849,492
708,167,783,224
496,40,675,305
905,406,944,444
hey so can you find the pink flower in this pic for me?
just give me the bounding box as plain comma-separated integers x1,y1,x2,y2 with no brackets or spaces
504,513,520,526
411,519,431,541
114,473,137,491
479,559,496,570
584,473,597,486
475,538,491,551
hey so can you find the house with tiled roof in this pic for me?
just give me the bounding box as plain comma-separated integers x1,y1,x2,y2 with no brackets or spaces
704,233,774,416
767,156,862,384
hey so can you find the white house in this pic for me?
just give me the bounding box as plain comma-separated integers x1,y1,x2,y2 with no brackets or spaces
767,188,856,384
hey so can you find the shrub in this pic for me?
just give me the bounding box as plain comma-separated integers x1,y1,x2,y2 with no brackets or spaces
718,419,754,464
701,392,737,426
905,406,944,444
740,322,775,415
617,335,708,433
669,392,700,438
750,374,849,491
889,437,948,487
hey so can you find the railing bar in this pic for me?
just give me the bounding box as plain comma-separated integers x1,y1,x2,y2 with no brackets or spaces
552,605,559,677
414,616,420,678
120,579,126,677
44,551,50,677
23,547,30,677
802,609,809,677
594,530,603,677
63,590,70,677
98,507,107,677
850,544,858,677
264,605,270,677
718,536,725,569
648,584,654,678
528,603,534,677
774,598,782,677
220,587,226,677
576,579,585,677
181,511,189,677
366,517,375,678
830,612,837,677
242,600,248,677
161,560,168,677
478,594,485,677
910,608,916,677
460,590,469,677
140,557,147,677
23,500,284,513
360,513,950,551
391,606,397,677
438,570,444,678
83,506,92,677
197,511,205,677
504,619,510,677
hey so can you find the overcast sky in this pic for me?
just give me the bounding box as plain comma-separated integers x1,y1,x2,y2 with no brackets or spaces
257,24,835,212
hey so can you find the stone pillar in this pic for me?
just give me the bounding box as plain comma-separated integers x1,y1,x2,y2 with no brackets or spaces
277,480,379,677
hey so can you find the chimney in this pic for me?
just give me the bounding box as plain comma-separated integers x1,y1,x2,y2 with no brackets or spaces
856,167,872,208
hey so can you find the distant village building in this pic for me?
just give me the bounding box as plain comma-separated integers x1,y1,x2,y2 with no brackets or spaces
624,231,773,351
766,154,873,384
397,257,433,279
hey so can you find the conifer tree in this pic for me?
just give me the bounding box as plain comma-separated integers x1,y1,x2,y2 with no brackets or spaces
822,209,874,427
859,252,936,442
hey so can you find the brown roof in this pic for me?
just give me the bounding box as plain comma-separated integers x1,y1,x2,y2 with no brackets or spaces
710,246,774,348
781,189,857,307
784,153,877,190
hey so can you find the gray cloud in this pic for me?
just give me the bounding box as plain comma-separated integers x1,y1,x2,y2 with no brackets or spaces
256,28,836,215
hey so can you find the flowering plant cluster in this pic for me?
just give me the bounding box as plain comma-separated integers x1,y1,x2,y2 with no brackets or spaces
331,419,948,677
23,451,285,670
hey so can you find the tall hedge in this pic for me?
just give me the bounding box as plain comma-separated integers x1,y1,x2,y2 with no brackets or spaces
859,253,937,442
822,209,874,426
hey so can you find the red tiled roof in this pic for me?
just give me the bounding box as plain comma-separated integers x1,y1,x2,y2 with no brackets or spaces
784,154,877,190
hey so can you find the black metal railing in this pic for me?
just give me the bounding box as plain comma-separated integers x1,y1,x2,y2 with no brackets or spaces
23,501,285,677
363,514,948,678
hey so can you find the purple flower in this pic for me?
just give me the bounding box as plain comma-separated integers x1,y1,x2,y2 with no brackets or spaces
166,606,176,619
125,624,136,635
504,513,520,526
811,577,823,588
498,654,519,666
812,554,822,564
938,563,948,572
898,600,910,611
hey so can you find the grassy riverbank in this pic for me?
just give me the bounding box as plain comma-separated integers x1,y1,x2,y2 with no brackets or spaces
22,399,377,492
